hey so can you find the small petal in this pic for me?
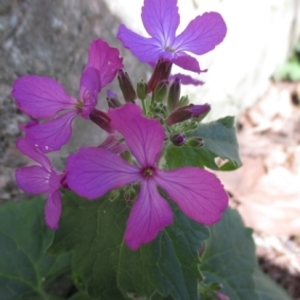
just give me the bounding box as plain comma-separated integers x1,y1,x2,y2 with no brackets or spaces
141,0,179,44
80,67,101,94
25,111,77,153
12,76,76,119
98,134,126,155
173,12,227,55
16,138,51,170
155,168,228,225
85,39,123,88
66,147,140,199
169,74,204,86
45,189,62,230
117,25,162,63
15,166,50,194
108,104,165,167
172,53,201,73
125,179,173,250
79,67,100,118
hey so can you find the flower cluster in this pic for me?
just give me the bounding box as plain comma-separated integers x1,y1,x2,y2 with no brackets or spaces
12,0,228,249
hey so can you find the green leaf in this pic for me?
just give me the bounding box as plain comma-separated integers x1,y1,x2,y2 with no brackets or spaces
183,116,242,170
48,192,128,300
253,268,292,300
68,292,90,300
118,204,208,299
0,197,71,300
49,191,209,300
165,145,219,170
200,208,259,300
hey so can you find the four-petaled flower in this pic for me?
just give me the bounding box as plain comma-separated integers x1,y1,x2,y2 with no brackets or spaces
12,39,123,153
117,0,227,73
15,138,64,229
66,104,228,250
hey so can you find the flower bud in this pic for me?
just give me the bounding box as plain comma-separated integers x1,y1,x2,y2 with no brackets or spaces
186,137,204,147
153,80,168,102
215,292,230,300
166,104,211,126
179,95,189,107
170,133,186,146
117,69,137,103
89,109,113,133
147,59,172,93
167,77,181,112
136,79,148,100
106,90,122,108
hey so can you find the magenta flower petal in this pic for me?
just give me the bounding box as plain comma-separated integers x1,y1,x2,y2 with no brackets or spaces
169,74,204,86
155,168,228,225
25,111,77,153
141,0,179,43
45,189,62,230
80,67,101,95
12,76,77,119
79,67,101,118
66,147,140,199
98,134,126,155
16,138,51,170
85,39,123,88
172,53,201,73
117,25,162,63
125,179,173,250
15,166,50,194
173,12,227,55
108,104,165,167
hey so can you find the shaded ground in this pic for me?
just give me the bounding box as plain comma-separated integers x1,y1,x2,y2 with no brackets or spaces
0,1,299,299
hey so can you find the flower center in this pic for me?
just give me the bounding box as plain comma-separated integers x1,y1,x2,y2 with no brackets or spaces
165,46,175,52
74,100,84,111
141,166,155,179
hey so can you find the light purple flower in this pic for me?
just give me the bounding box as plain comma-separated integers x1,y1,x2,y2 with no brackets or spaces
66,103,228,250
117,0,227,73
15,138,63,229
12,39,123,153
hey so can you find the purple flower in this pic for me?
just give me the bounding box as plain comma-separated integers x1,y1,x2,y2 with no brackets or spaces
66,103,228,250
15,138,63,229
169,74,204,86
117,0,227,73
12,39,123,153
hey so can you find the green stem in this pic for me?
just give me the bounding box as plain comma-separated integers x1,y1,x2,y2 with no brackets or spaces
151,92,155,105
141,98,147,115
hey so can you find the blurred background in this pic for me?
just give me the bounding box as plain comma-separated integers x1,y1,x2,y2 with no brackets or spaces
0,0,300,298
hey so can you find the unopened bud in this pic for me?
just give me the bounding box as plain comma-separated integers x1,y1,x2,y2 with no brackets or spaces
153,80,168,102
137,79,148,100
147,59,172,92
190,103,211,121
117,69,137,103
121,149,132,163
89,109,113,133
216,292,230,300
179,95,189,107
166,104,211,126
106,90,122,108
167,77,181,112
186,137,204,147
170,133,186,146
